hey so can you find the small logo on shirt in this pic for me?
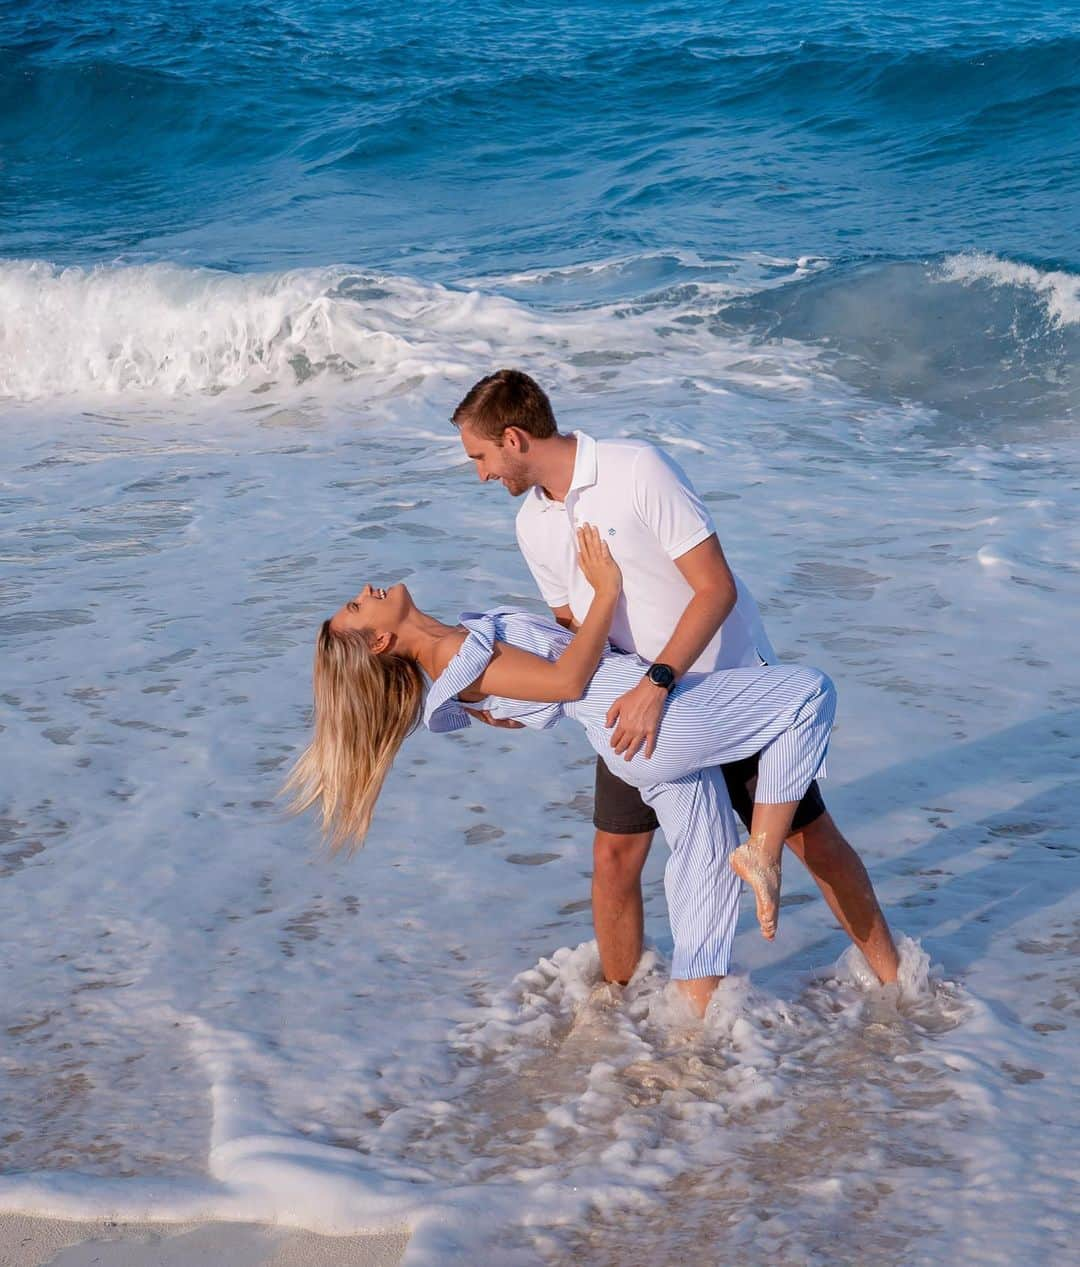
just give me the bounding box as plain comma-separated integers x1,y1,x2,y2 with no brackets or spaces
607,528,616,536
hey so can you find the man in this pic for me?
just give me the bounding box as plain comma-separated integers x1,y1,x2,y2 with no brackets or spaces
452,369,899,1013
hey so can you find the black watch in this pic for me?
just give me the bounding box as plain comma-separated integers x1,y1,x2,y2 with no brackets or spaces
645,662,676,692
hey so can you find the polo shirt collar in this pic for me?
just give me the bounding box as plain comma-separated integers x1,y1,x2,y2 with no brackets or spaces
568,430,597,493
531,430,597,512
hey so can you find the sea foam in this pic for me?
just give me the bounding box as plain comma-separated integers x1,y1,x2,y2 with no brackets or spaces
939,251,1080,327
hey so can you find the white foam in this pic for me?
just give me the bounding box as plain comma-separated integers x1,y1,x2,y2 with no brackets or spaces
939,251,1080,326
0,261,476,400
0,257,828,403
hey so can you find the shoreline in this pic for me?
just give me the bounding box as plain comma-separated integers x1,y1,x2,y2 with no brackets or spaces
0,1215,409,1267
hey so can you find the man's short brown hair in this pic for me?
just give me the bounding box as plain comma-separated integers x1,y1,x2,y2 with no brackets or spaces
451,369,557,443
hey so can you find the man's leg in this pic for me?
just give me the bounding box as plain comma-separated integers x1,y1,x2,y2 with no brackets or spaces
723,758,899,983
592,828,653,984
785,810,899,984
591,755,658,984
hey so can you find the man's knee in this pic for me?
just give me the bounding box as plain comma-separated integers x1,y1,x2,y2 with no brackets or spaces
789,812,857,877
593,829,653,886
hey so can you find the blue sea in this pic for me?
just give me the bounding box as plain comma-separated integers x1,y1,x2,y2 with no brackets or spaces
1,3,1077,1264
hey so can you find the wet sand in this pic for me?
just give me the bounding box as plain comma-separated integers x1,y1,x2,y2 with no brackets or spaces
0,1215,408,1267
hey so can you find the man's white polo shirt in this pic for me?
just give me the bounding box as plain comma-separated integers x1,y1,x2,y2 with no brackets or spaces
515,431,775,674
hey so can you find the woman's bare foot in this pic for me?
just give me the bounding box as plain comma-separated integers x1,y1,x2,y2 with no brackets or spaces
731,834,782,940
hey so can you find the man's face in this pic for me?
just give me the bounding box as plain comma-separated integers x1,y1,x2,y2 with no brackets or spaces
459,424,532,497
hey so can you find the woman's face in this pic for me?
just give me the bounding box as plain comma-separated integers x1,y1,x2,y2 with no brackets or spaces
330,582,413,643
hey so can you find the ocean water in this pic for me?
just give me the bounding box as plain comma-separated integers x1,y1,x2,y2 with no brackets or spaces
1,2,1077,1263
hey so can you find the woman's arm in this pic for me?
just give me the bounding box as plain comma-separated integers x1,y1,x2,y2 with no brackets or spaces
456,525,622,704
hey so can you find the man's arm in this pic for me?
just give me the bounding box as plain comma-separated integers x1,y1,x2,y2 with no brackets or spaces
606,533,736,759
648,534,736,676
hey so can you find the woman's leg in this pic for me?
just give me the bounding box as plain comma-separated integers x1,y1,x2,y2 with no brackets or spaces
612,664,836,789
642,768,743,1017
730,800,799,940
731,674,838,939
594,666,839,947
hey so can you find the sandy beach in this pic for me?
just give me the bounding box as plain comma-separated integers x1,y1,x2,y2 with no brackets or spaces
0,1216,407,1267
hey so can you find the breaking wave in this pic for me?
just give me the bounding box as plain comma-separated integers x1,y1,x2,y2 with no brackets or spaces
2,253,1074,435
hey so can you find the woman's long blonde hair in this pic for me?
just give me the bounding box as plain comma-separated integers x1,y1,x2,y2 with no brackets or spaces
284,620,425,851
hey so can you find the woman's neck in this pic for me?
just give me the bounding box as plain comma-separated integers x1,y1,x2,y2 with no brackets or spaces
394,610,460,679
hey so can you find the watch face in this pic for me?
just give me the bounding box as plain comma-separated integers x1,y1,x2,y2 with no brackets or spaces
648,663,675,689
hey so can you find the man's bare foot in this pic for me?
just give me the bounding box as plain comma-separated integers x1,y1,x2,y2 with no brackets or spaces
731,835,782,940
586,981,625,1010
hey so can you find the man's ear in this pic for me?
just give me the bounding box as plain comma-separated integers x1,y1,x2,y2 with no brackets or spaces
503,426,529,453
368,631,394,655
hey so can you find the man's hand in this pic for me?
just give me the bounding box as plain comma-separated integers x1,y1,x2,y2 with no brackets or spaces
462,706,525,730
605,677,668,760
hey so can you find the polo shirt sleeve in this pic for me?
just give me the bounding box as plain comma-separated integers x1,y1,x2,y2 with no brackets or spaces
631,445,717,560
515,512,571,609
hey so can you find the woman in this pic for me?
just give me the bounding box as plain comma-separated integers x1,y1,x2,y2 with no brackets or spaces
287,526,836,1006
